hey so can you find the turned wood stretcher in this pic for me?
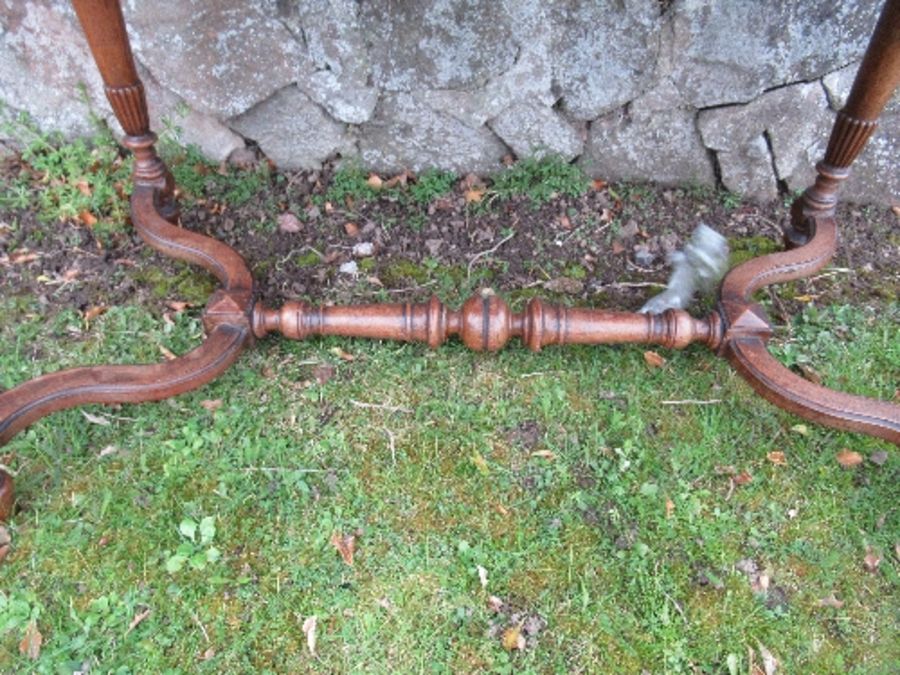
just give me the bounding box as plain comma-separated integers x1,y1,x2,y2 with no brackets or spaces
1,0,898,519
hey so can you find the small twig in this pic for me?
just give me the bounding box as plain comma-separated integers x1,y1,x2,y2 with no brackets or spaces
191,612,211,644
663,592,688,624
805,268,853,283
660,399,723,406
275,245,324,272
349,399,413,414
594,281,666,290
561,220,613,246
356,280,438,296
467,231,515,279
383,427,397,466
241,467,326,473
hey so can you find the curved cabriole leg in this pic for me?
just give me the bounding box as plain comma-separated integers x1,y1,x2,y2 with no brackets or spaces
0,1,256,519
718,0,900,445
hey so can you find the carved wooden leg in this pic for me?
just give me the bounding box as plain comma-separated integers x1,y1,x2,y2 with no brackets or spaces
785,0,900,246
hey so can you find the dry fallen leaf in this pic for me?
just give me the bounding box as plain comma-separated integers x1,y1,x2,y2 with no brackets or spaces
665,497,675,519
277,212,302,233
796,363,822,385
643,351,666,368
200,399,223,413
158,345,178,361
343,221,360,237
757,641,778,675
487,595,505,613
557,213,572,230
302,615,317,657
836,449,864,468
78,210,98,227
501,624,526,651
733,471,753,486
818,594,844,609
97,445,118,458
75,179,92,196
7,250,39,265
83,305,108,323
477,564,488,589
464,188,485,204
611,240,626,255
19,620,42,660
330,347,355,362
766,451,787,466
82,410,111,426
863,547,881,573
166,300,191,313
530,450,556,461
202,647,216,661
125,608,151,637
313,364,335,385
330,531,356,566
591,178,608,191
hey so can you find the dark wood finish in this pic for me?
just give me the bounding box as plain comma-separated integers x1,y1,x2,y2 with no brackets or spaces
252,295,722,352
785,0,900,246
0,0,898,523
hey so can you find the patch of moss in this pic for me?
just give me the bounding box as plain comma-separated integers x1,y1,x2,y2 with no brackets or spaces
134,265,217,304
381,259,431,285
295,251,320,268
729,235,780,267
358,257,376,272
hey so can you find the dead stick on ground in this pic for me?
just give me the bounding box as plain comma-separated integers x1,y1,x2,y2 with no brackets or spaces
350,399,413,414
467,231,515,279
661,399,723,406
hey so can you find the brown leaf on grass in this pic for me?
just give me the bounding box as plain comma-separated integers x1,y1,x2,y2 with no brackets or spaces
313,364,335,385
19,620,42,660
530,450,556,461
330,347,355,362
384,171,411,189
75,179,92,196
200,399,223,412
733,471,753,485
464,187,485,204
124,608,151,637
330,531,356,566
79,210,98,227
643,351,666,368
611,240,626,255
863,547,881,573
201,647,216,660
766,451,787,466
836,449,863,468
302,615,317,656
714,464,737,476
501,624,526,651
487,595,505,613
892,205,900,218
757,641,778,675
83,305,108,323
366,173,383,190
818,594,844,608
796,363,822,385
665,497,675,519
166,300,191,313
9,250,40,265
343,221,360,237
591,178,608,191
159,345,178,361
557,213,572,230
277,212,302,233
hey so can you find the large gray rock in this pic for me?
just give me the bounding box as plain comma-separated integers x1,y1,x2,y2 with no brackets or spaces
0,0,108,139
273,0,378,124
139,65,244,162
581,82,714,186
552,0,662,120
668,0,882,107
698,82,833,200
230,85,353,170
359,0,519,92
359,93,507,174
489,103,583,161
122,0,302,118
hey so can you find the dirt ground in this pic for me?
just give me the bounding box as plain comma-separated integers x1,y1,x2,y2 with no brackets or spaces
1,156,898,322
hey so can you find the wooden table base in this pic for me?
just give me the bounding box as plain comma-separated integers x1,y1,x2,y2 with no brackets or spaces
1,0,898,520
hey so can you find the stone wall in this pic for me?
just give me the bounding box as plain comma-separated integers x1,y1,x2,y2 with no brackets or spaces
1,0,897,205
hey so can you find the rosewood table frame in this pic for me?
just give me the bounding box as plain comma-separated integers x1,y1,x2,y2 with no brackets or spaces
1,0,899,520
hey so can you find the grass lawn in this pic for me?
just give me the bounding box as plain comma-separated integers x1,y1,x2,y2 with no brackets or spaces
0,127,897,673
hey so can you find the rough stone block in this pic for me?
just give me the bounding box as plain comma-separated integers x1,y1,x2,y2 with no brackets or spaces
230,86,353,170
358,93,507,174
581,83,714,186
489,103,583,161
